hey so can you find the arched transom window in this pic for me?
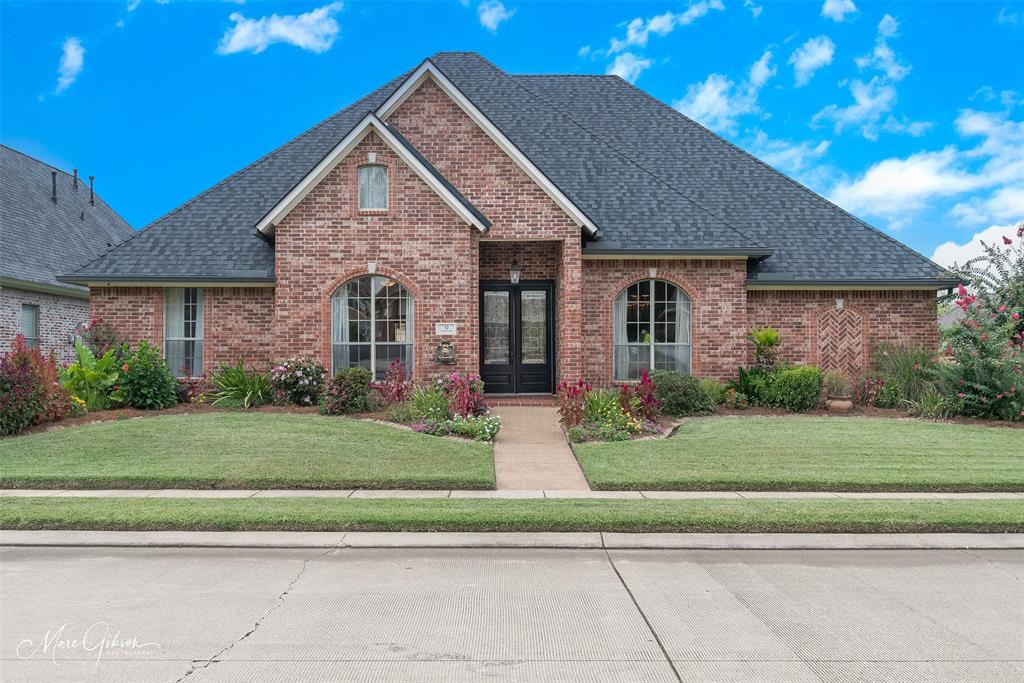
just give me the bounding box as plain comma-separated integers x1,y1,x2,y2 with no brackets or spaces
331,275,413,378
613,279,692,381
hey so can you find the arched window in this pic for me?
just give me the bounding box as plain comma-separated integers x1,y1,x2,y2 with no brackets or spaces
357,165,388,210
613,279,691,381
331,275,413,378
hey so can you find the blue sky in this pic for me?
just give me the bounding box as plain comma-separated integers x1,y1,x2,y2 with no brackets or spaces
2,0,1022,266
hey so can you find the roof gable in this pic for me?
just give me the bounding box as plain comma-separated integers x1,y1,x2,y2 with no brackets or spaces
256,114,490,234
377,59,598,236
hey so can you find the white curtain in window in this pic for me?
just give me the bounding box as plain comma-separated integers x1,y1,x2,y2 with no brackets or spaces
164,288,203,377
358,165,388,209
165,288,185,338
674,288,690,345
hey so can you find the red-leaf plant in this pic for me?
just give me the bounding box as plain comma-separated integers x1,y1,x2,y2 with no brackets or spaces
556,378,590,427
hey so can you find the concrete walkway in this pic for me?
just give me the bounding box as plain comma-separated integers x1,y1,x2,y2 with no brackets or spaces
491,406,590,490
1,489,1021,499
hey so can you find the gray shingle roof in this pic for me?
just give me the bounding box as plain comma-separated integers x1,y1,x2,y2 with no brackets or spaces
1,145,135,293
63,53,953,286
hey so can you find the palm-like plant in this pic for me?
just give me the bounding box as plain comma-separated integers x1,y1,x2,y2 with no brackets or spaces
748,326,781,372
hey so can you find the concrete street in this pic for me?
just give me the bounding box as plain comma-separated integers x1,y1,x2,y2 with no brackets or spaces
1,547,1021,682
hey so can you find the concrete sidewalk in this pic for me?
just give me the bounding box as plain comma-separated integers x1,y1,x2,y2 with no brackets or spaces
2,488,1021,499
3,530,1024,549
491,406,589,490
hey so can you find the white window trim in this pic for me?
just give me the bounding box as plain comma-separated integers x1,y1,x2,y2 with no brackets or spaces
614,279,692,381
331,276,415,377
357,164,389,211
164,287,204,378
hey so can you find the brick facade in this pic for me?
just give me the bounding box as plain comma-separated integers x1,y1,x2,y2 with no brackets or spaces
0,286,88,363
581,259,750,384
746,289,938,373
82,76,940,391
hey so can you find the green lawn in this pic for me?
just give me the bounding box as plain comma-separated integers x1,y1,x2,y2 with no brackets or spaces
575,416,1024,492
0,496,1019,533
0,413,494,490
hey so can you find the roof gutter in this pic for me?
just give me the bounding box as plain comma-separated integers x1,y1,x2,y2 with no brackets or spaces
747,278,960,291
583,248,775,259
56,275,275,287
0,276,89,299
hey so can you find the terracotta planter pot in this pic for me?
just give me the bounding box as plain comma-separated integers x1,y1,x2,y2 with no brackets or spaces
826,397,854,413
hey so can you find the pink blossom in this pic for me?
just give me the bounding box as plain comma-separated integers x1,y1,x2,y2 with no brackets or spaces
1003,236,1013,245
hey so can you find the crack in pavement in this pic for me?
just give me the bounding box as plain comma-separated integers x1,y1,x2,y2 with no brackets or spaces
172,549,323,682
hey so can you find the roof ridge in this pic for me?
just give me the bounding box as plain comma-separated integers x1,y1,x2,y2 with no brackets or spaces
486,70,767,249
607,77,949,276
66,71,409,279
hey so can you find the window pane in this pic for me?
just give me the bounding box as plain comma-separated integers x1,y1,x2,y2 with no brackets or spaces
483,291,510,365
614,344,649,381
520,290,546,364
164,288,203,376
20,305,39,347
165,339,202,377
331,276,413,375
358,165,388,209
654,345,691,374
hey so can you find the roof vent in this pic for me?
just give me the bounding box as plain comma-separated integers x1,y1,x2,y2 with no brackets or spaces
73,169,79,190
89,175,95,206
51,171,57,203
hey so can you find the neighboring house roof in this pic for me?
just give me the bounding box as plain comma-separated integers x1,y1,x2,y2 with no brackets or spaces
1,145,135,295
939,305,966,329
61,53,954,288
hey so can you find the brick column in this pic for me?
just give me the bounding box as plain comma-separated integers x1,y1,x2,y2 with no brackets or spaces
556,238,583,383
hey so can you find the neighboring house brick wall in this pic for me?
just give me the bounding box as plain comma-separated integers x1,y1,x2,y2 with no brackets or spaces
387,78,584,381
581,259,750,384
746,289,939,373
0,287,86,362
273,131,479,382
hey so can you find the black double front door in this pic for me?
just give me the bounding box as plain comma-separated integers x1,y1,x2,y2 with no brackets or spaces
479,282,554,394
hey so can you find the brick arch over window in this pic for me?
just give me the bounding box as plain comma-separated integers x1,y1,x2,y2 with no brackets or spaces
813,305,868,374
602,272,701,383
319,266,420,372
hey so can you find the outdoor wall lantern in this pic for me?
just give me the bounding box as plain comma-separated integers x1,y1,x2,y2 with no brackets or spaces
509,260,522,285
435,339,457,365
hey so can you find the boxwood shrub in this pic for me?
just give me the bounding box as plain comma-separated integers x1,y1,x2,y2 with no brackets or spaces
651,370,716,417
761,365,822,412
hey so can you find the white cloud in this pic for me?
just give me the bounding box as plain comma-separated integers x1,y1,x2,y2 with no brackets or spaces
216,2,342,55
932,223,1020,268
55,37,85,94
951,187,1024,226
608,0,723,54
606,52,653,83
789,35,834,87
829,108,1024,224
478,0,514,32
813,17,921,139
998,7,1022,25
831,147,986,215
674,50,775,134
744,0,763,18
821,0,857,22
578,45,591,58
126,0,141,11
749,130,831,175
854,14,910,81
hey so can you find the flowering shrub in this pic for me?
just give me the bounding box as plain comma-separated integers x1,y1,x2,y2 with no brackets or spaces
113,341,178,410
372,359,412,406
556,378,590,426
75,319,122,357
940,224,1024,421
438,372,487,417
621,368,660,421
270,357,327,406
176,374,209,404
412,414,502,442
320,367,374,415
3,335,70,424
0,337,45,436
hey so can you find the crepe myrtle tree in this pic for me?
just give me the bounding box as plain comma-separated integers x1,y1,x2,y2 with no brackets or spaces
941,222,1024,421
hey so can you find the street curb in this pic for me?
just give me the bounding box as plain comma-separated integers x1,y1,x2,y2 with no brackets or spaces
2,531,1023,550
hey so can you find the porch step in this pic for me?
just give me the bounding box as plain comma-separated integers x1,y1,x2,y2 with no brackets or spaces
486,394,558,407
